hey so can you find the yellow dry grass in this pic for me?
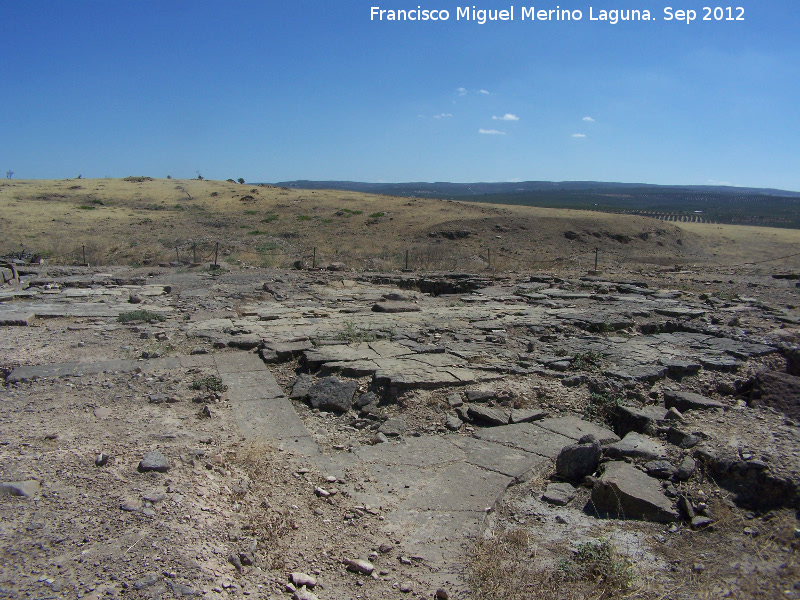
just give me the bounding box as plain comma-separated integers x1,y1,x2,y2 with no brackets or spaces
2,177,799,272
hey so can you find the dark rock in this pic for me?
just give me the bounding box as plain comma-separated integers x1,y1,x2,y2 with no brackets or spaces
445,415,463,431
542,482,576,506
699,356,741,372
691,516,714,529
138,451,170,473
555,435,601,481
378,417,407,437
307,377,358,413
467,405,510,426
667,427,701,449
509,408,548,424
675,456,697,480
446,393,463,407
659,358,702,376
748,370,800,422
562,375,587,387
372,302,420,313
128,293,142,304
678,495,695,519
610,404,668,437
290,374,315,400
644,460,677,479
664,390,725,413
591,461,679,522
465,389,494,402
605,432,667,461
354,391,378,409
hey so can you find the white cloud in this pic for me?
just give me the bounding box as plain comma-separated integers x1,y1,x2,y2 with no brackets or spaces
456,87,468,96
492,113,519,121
479,129,505,135
582,116,595,122
478,89,490,95
432,113,453,119
571,133,586,138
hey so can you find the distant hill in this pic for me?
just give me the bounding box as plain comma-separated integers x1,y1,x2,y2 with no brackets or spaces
273,180,800,229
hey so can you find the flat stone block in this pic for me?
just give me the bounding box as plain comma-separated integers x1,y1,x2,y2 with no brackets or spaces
534,416,620,444
355,435,464,468
220,370,285,401
453,437,549,480
214,351,267,374
401,462,512,512
475,423,574,459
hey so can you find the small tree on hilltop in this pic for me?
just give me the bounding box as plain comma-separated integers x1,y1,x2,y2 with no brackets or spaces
6,170,14,179
237,177,245,184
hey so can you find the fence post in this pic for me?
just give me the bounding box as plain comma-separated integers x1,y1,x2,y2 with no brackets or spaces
82,244,86,265
312,247,316,269
213,242,219,268
594,247,599,272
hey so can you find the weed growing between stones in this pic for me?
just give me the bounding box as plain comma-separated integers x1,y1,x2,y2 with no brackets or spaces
583,391,624,425
190,375,228,393
571,350,603,372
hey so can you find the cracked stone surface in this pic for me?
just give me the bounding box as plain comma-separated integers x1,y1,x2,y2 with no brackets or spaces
2,264,799,598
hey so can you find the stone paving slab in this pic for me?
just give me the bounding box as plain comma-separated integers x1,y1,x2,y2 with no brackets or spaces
219,370,285,401
401,462,513,512
0,312,35,326
350,463,445,508
534,416,620,444
354,436,464,467
213,351,267,374
178,354,217,368
450,436,551,480
229,397,319,455
474,423,575,458
381,508,486,568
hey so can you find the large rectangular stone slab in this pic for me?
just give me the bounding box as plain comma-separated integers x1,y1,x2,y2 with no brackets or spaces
401,462,512,512
451,437,550,480
214,351,267,373
354,435,464,467
179,354,217,368
229,397,317,452
219,370,285,401
381,508,486,567
0,311,35,326
474,423,574,459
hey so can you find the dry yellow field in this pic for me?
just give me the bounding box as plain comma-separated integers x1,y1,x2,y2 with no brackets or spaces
2,177,799,273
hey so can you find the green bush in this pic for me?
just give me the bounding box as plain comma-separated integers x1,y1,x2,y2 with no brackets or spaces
190,375,228,393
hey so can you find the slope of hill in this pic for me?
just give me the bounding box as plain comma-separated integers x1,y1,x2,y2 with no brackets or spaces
2,177,799,273
275,180,800,229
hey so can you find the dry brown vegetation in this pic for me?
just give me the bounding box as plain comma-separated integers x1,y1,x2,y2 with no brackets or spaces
3,177,800,273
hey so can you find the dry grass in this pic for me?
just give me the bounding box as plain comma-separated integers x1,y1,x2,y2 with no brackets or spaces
4,177,799,272
235,442,297,570
467,529,639,600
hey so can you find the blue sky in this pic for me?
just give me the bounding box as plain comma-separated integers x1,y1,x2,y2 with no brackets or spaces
1,1,798,190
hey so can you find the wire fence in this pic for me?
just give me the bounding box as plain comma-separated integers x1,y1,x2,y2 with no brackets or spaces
3,239,800,273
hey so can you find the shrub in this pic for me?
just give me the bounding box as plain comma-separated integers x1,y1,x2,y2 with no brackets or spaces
190,375,228,393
